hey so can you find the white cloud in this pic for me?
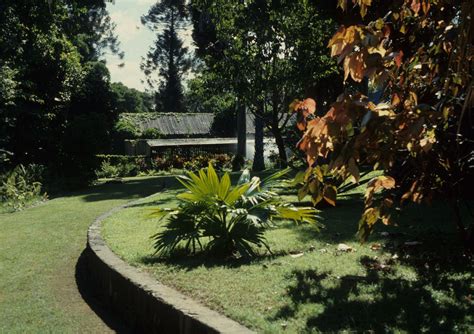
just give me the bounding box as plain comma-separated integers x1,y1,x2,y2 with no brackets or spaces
109,0,156,5
110,11,142,43
106,0,194,91
128,0,157,5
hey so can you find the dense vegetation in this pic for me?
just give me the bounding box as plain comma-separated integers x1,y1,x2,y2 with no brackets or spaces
292,0,474,246
190,0,341,168
0,0,120,186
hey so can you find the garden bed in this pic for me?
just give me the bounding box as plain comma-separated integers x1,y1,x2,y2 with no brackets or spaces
101,178,473,333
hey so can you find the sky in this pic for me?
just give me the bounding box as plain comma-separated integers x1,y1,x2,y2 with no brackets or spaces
105,0,194,92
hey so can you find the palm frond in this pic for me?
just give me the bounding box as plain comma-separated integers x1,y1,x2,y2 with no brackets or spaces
261,167,291,189
276,205,321,226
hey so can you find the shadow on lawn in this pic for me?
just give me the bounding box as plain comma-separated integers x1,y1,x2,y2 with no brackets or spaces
80,175,182,203
272,246,473,332
139,249,291,271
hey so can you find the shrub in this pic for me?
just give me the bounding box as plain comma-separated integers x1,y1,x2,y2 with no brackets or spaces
111,119,141,153
152,155,185,170
141,128,162,139
0,164,47,211
95,160,121,179
113,119,140,139
151,165,320,258
183,153,232,171
95,155,148,178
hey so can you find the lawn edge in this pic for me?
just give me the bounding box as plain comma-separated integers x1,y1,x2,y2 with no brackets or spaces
86,197,254,334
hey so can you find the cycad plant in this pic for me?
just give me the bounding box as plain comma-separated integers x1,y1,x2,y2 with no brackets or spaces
151,164,319,258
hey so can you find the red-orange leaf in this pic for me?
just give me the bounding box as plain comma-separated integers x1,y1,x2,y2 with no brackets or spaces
422,0,431,15
391,93,401,106
411,0,421,15
344,52,367,82
394,50,404,68
323,185,337,206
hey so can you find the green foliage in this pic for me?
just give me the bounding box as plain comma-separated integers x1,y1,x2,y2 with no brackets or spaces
152,153,232,172
0,1,120,186
0,164,47,211
142,0,191,112
183,153,232,171
95,155,147,178
141,128,162,139
152,155,186,170
185,75,237,136
113,119,141,138
111,82,154,113
191,0,340,164
151,165,319,257
60,113,110,186
0,65,17,161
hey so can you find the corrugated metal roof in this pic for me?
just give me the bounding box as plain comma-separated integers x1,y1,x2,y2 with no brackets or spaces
141,113,214,135
146,138,238,147
120,112,255,136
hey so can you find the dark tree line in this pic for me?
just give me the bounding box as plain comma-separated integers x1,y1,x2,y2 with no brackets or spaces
0,0,120,185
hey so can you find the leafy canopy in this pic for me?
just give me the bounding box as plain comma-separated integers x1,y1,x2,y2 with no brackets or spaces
292,0,473,242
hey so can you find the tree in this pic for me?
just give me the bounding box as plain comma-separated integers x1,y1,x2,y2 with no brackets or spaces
0,0,120,185
293,0,474,247
185,74,237,137
111,82,154,113
191,0,339,167
142,0,192,113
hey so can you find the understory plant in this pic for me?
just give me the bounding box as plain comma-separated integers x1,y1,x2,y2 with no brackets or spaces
151,164,320,258
0,164,47,211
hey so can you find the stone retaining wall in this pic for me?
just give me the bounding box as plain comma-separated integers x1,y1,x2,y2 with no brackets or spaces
86,202,253,334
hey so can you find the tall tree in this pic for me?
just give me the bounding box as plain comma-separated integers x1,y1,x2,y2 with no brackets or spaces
191,0,339,167
142,0,192,113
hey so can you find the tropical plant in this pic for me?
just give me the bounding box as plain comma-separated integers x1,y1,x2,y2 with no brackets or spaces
151,164,319,257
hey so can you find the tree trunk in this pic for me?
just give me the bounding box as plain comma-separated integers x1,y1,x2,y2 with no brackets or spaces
273,125,288,168
233,100,247,171
270,89,288,168
252,109,265,172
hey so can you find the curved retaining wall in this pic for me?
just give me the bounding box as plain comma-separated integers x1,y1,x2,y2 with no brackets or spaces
86,201,254,334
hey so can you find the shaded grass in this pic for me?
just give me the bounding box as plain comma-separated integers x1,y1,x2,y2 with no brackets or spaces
0,175,179,333
102,183,473,333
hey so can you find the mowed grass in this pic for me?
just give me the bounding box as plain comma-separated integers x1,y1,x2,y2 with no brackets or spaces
102,177,473,333
0,175,177,333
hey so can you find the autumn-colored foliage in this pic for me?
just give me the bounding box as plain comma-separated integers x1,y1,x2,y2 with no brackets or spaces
293,0,473,243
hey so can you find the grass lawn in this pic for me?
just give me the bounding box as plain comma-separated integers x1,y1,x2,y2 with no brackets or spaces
0,176,172,333
102,175,473,333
